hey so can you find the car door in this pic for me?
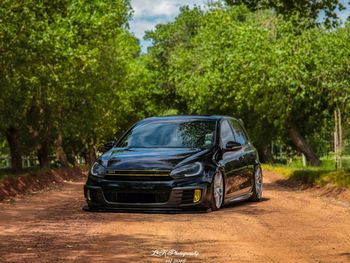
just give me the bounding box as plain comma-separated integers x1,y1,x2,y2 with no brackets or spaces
218,120,247,200
229,119,256,192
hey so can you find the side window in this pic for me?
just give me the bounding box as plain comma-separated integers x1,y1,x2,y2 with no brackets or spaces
230,120,248,145
220,120,236,147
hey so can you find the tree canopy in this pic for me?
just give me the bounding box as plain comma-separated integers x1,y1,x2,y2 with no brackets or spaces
0,1,349,171
144,4,349,165
225,0,348,27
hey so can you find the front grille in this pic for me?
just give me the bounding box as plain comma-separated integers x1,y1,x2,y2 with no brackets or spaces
105,169,172,181
103,190,170,204
104,175,172,181
181,189,195,204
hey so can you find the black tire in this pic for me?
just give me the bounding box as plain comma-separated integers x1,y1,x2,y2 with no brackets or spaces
210,172,224,211
250,165,263,202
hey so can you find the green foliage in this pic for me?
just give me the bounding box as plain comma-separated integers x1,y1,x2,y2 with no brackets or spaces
0,1,349,172
145,4,349,165
144,6,204,112
224,0,348,28
263,163,350,189
0,0,157,168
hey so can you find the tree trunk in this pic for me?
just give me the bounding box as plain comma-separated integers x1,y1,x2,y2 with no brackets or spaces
55,133,70,167
72,151,80,166
257,144,274,163
37,140,50,168
84,148,96,165
334,107,343,170
334,109,339,169
4,127,23,173
338,107,343,169
287,121,320,166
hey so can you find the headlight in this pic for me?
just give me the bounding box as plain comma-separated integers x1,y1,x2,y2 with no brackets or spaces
90,162,106,177
170,162,204,178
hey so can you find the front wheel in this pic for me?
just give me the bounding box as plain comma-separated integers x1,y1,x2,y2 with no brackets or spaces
210,172,224,211
250,166,263,201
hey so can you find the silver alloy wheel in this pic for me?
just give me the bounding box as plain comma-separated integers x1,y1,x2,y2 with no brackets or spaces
255,167,263,198
213,172,224,208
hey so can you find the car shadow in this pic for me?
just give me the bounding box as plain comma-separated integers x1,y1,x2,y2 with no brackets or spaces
82,197,271,215
221,197,270,209
219,197,273,215
82,205,209,214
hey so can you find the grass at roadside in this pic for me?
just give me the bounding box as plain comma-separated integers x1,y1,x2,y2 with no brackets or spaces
262,164,350,189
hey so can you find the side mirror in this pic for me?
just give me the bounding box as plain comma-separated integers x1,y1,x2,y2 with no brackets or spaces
103,141,116,152
225,141,242,151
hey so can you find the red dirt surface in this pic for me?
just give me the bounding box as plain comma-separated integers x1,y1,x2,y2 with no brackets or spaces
0,167,86,201
0,170,350,262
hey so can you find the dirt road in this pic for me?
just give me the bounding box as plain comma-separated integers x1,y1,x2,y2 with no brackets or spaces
0,171,349,263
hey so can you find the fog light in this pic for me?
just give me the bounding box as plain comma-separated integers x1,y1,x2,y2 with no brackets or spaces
87,190,91,201
193,189,202,203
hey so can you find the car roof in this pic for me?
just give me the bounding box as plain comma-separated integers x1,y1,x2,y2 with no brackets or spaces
139,115,234,123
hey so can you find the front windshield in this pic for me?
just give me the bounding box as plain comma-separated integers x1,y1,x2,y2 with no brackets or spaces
119,120,217,148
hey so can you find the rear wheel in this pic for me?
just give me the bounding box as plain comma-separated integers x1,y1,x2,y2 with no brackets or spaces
250,166,263,201
210,172,224,211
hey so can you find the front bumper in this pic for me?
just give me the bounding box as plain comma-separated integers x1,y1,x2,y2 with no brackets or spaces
84,176,212,211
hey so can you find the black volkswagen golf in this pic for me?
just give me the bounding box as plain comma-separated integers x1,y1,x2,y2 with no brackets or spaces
84,115,262,211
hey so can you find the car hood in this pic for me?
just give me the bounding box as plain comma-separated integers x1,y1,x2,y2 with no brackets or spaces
100,147,210,171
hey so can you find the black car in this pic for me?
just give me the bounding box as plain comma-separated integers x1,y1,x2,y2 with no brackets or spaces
84,115,262,212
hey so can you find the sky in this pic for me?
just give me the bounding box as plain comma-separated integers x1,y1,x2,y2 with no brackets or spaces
129,0,209,53
129,0,350,53
339,2,350,21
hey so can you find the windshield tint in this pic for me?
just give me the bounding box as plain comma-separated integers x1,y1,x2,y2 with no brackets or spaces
119,120,216,148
